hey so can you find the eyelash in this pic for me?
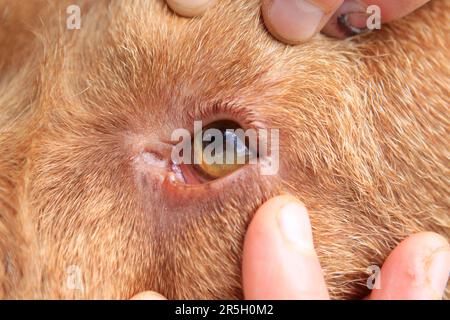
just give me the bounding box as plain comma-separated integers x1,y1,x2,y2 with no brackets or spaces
170,100,267,184
186,100,265,134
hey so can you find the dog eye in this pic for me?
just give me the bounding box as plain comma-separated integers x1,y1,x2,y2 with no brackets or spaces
192,120,256,181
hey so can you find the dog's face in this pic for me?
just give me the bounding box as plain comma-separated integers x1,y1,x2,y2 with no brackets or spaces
0,0,448,299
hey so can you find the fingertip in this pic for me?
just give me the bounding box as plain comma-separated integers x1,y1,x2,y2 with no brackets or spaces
321,1,369,39
409,231,449,248
369,232,450,300
131,291,167,300
322,0,432,39
245,195,306,244
166,0,214,18
255,194,304,216
261,0,343,44
243,195,329,299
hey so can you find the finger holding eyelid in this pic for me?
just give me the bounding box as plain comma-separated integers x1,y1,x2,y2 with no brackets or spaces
166,0,214,18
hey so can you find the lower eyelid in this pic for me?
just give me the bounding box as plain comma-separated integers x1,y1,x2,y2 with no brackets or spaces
163,161,261,196
179,163,204,185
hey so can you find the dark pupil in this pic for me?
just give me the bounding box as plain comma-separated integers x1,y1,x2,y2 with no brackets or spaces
202,121,245,161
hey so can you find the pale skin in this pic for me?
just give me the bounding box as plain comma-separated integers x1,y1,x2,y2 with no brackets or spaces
132,0,449,299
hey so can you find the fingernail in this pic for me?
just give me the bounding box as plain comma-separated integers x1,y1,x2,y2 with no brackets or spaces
166,0,213,18
277,201,315,251
322,1,369,38
265,0,325,44
338,12,369,36
426,246,450,299
338,1,369,35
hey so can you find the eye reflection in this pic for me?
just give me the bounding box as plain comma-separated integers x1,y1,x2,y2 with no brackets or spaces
192,120,257,180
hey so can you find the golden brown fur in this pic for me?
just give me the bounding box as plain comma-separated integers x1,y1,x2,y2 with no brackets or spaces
0,0,449,299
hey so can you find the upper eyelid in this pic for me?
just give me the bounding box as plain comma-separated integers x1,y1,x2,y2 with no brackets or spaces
186,100,266,133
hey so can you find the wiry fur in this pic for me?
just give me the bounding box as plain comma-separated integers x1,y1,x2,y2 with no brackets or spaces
0,0,448,299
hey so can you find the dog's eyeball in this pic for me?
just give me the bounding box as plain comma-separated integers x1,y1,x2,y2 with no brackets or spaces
192,120,256,181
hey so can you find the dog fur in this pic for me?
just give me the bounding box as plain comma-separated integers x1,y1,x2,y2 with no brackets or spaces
0,0,449,299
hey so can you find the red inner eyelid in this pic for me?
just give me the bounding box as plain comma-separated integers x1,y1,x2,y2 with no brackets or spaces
178,163,203,185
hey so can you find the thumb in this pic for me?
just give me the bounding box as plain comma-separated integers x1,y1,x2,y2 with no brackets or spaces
242,195,329,299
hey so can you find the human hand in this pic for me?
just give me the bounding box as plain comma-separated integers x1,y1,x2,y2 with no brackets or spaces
242,195,450,299
165,0,431,44
132,195,450,300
